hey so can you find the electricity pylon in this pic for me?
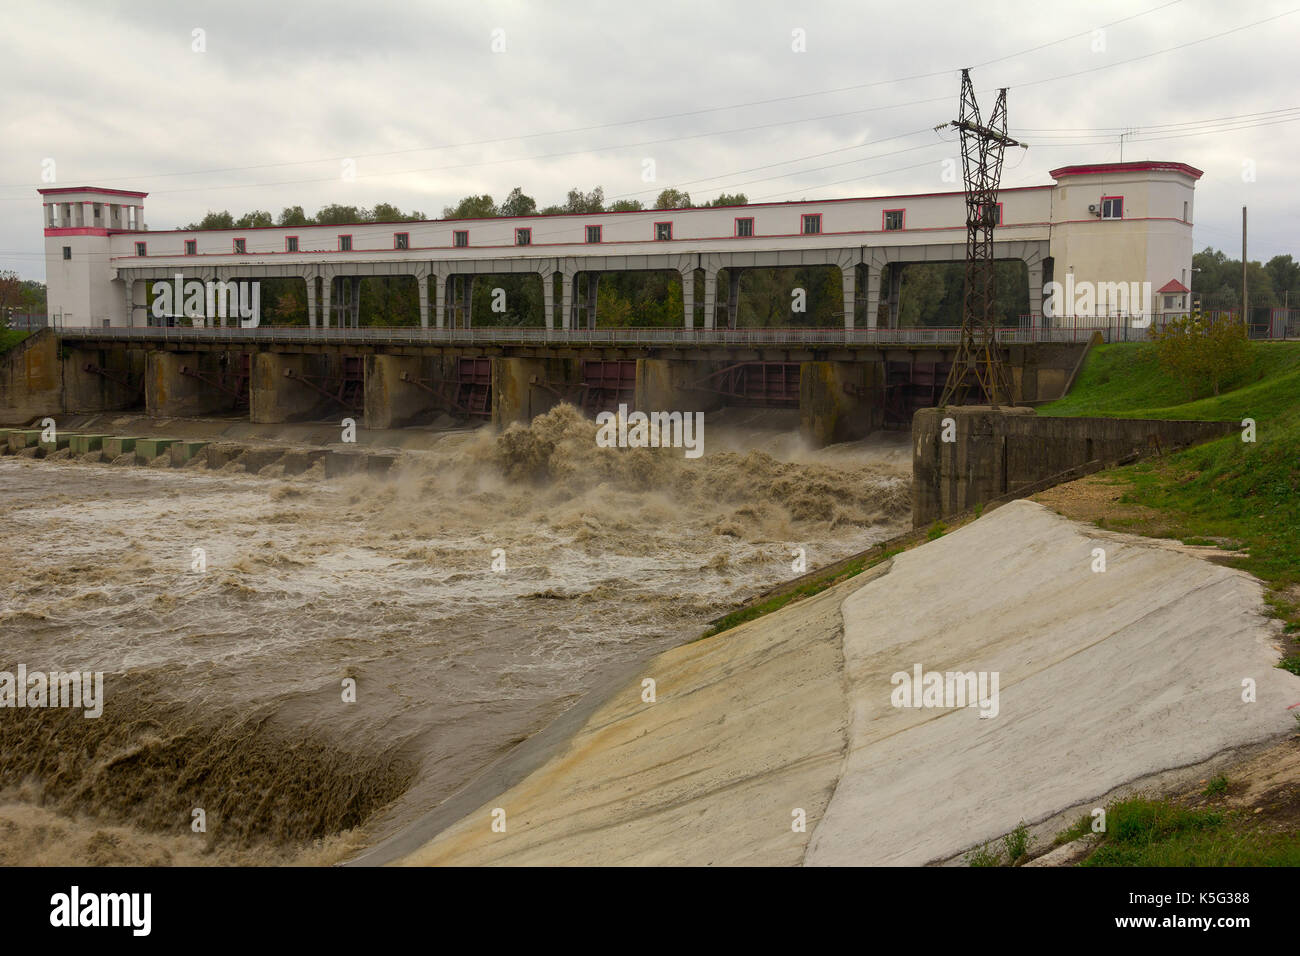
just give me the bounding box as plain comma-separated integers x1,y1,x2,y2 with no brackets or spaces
939,69,1023,409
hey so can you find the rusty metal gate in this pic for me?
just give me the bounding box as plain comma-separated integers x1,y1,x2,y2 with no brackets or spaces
688,362,800,407
581,360,636,414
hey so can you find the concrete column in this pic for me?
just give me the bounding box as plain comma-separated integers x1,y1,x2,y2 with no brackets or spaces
124,280,136,328
350,276,361,328
703,268,718,330
864,265,879,330
679,267,695,330
800,360,880,446
887,265,903,329
434,273,447,329
560,272,574,331
841,262,856,331
539,267,556,330
305,274,317,329
461,275,472,328
321,275,332,328
416,272,430,328
584,273,599,330
726,268,742,329
1027,259,1044,327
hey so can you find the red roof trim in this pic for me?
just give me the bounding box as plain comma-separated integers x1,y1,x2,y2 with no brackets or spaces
1157,279,1190,294
1049,161,1203,181
37,186,149,198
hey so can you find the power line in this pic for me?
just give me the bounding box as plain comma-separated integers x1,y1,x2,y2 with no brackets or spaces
0,0,1185,193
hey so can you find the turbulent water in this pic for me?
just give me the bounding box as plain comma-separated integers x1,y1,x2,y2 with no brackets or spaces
0,405,910,865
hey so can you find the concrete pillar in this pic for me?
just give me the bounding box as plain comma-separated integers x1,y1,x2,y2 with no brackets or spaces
540,269,555,331
62,346,145,412
560,272,574,331
364,353,451,428
321,276,332,328
799,360,880,447
122,280,135,329
887,265,904,329
841,262,856,332
305,274,317,329
703,268,718,330
145,351,239,417
634,358,721,414
726,268,742,329
864,264,879,330
679,267,695,330
1027,259,1044,327
584,273,600,330
461,275,472,329
416,273,430,328
434,273,447,329
350,276,361,328
250,352,333,423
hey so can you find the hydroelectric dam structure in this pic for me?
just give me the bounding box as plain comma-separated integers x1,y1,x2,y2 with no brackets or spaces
8,161,1201,443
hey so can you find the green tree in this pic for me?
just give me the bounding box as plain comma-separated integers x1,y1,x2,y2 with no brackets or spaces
1150,311,1251,397
707,192,747,207
315,204,366,225
607,198,645,212
654,187,691,209
278,205,313,226
187,210,235,230
442,195,496,219
498,187,537,218
234,210,273,228
564,186,605,214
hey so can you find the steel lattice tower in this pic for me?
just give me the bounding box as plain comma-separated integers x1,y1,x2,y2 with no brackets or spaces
939,69,1023,409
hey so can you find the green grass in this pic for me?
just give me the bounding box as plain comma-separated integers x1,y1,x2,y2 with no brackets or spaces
1074,797,1300,867
0,329,31,354
1040,342,1300,596
1202,775,1229,797
699,548,902,639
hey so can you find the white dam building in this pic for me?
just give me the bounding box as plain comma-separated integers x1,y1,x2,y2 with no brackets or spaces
39,160,1200,330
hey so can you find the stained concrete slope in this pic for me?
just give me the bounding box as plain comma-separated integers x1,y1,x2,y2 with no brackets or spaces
396,565,887,866
396,499,1297,866
806,499,1297,865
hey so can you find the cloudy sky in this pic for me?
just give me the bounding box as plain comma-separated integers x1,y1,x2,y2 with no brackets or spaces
2,0,1296,280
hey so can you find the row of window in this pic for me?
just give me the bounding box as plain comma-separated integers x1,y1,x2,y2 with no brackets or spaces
130,207,1022,258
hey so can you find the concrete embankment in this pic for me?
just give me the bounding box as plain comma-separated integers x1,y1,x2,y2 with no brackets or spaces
387,499,1299,866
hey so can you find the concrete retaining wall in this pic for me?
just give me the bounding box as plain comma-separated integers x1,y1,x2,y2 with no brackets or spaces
912,406,1238,526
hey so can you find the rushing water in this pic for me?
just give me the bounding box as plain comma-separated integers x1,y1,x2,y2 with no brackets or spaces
0,405,910,865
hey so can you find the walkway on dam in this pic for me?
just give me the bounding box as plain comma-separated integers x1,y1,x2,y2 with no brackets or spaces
362,499,1299,866
54,325,1104,347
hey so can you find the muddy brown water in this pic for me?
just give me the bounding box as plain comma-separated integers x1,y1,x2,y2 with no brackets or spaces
0,405,910,865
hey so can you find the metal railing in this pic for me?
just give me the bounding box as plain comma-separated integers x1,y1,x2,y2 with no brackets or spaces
55,324,1123,347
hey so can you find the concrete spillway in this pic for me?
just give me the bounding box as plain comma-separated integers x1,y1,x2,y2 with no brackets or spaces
382,499,1299,866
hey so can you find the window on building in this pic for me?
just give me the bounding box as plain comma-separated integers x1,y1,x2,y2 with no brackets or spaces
883,210,904,231
586,225,602,244
453,230,469,248
1101,196,1123,220
185,239,197,256
976,203,1002,226
338,234,352,251
1164,295,1176,309
1183,200,1189,222
233,238,246,254
735,217,754,238
515,228,531,246
655,222,673,241
135,242,147,257
93,203,101,221
62,246,71,260
286,236,299,252
802,214,822,235
395,232,409,250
